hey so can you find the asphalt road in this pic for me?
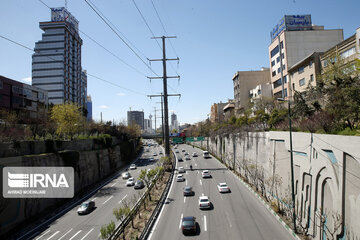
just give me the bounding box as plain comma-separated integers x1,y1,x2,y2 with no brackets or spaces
149,144,294,240
23,140,162,240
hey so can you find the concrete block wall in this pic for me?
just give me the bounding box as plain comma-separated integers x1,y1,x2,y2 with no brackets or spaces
193,131,360,239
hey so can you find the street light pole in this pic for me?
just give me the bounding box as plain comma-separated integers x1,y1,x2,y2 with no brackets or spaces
278,98,297,233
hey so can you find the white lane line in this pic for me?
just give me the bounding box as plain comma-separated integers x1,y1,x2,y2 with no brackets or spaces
184,197,186,203
119,194,128,204
80,228,94,240
103,195,114,205
226,212,233,228
68,230,81,240
110,181,117,187
35,230,50,239
179,213,183,229
204,215,207,231
195,163,198,166
58,228,72,240
186,179,187,185
200,179,202,185
197,170,199,174
91,197,97,201
46,231,59,240
202,193,204,196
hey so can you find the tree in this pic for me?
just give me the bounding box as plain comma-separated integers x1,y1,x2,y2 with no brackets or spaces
50,103,85,139
268,108,287,128
319,56,360,130
100,220,115,239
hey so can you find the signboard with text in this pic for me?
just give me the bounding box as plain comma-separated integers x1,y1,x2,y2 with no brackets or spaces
51,7,79,32
270,15,312,42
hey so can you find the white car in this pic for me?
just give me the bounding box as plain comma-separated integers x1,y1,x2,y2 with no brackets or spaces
122,172,131,179
217,182,230,193
129,164,137,170
185,156,191,160
184,152,189,155
202,170,211,178
126,177,135,186
199,196,211,209
182,149,186,152
176,174,185,182
192,152,198,157
175,150,179,153
153,153,157,156
178,167,185,173
159,151,163,155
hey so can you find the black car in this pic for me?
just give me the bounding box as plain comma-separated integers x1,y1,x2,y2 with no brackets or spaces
183,186,194,196
181,216,197,235
178,157,183,162
134,180,145,189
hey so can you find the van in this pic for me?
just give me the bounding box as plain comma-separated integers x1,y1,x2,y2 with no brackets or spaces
203,151,210,158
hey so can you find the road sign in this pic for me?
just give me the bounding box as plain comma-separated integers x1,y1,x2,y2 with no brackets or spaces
195,136,205,141
186,137,194,142
172,137,183,143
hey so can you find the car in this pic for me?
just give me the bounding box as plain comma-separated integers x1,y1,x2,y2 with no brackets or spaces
198,196,211,209
174,146,178,149
178,167,185,173
203,151,210,158
183,186,194,196
122,172,131,179
182,149,186,152
77,201,95,215
134,180,145,189
129,164,137,170
175,150,179,153
153,153,157,156
181,216,197,235
146,149,150,152
185,155,191,160
178,157,183,162
126,177,135,186
159,151,163,155
202,170,211,178
184,152,189,155
192,152,198,157
176,174,185,182
217,182,231,193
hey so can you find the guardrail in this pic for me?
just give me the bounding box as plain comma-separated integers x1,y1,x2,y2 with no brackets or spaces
138,151,175,239
108,152,175,240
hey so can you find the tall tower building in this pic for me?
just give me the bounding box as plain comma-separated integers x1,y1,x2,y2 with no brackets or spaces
32,7,86,107
127,110,144,130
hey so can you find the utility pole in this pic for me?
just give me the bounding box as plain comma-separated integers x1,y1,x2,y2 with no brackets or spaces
148,36,180,157
156,97,165,142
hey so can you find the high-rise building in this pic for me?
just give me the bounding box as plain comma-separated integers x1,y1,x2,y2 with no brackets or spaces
86,95,92,121
269,15,343,99
127,110,144,129
32,7,86,107
170,112,179,131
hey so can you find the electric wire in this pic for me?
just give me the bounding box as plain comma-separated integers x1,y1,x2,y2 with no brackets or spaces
0,34,146,97
84,0,160,77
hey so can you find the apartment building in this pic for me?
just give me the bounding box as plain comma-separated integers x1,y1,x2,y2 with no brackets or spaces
210,101,227,123
269,15,343,99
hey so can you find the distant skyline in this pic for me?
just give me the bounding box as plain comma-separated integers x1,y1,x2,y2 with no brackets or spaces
1,0,359,125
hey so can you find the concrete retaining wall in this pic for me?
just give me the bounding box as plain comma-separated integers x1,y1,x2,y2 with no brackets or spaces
0,137,139,237
193,131,360,239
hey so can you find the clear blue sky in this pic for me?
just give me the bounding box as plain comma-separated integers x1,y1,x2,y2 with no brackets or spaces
1,0,359,125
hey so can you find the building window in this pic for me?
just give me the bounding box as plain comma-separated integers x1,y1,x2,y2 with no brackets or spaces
299,78,305,86
310,74,314,82
282,64,286,71
309,60,313,68
271,45,279,58
277,67,281,73
276,56,280,63
280,41,284,49
273,78,282,88
298,66,305,74
340,47,356,59
271,60,275,67
272,71,276,77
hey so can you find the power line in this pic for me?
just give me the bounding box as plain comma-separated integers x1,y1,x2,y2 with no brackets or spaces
86,0,149,61
37,0,148,78
0,34,146,97
84,0,159,77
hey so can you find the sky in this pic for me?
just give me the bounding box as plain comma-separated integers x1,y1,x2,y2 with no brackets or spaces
1,0,359,126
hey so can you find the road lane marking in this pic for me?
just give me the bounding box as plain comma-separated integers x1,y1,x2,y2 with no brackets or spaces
200,179,202,185
58,229,72,240
80,228,94,240
179,213,183,229
103,195,114,204
35,230,50,239
46,231,59,240
119,194,127,204
202,193,204,196
68,230,81,240
226,212,233,228
91,197,97,201
184,197,186,203
186,179,187,185
204,215,207,231
110,181,117,187
197,170,199,174
195,163,198,166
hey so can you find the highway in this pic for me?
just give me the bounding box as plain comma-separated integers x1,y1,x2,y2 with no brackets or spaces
149,144,294,240
21,140,161,240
